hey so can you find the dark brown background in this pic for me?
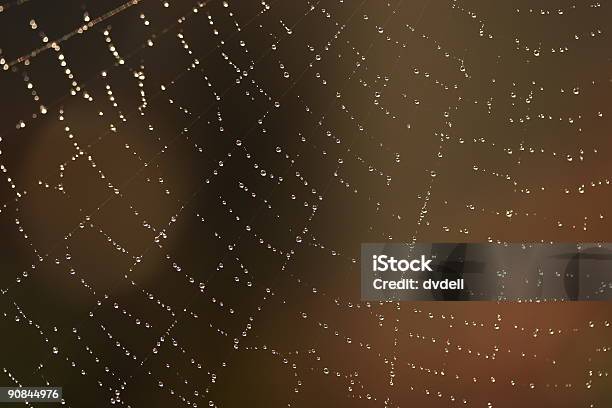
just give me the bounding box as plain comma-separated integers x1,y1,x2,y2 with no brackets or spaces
0,0,611,407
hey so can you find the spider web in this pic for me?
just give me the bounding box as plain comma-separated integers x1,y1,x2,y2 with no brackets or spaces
0,0,611,407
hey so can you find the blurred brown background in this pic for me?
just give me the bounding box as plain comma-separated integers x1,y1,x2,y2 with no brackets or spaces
0,0,611,406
